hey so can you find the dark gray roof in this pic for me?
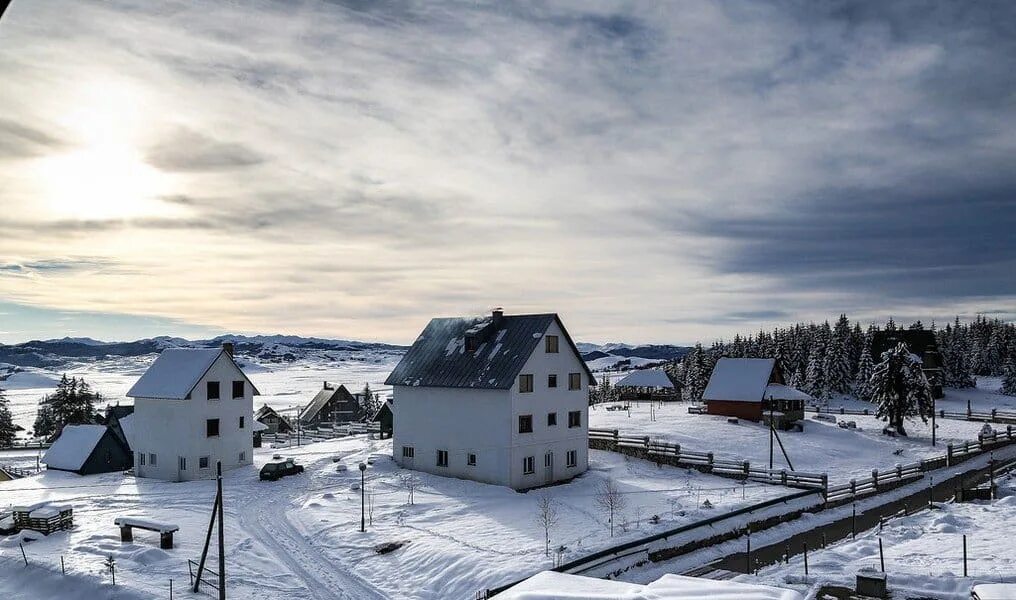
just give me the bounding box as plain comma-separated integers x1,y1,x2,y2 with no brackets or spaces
384,313,595,390
300,384,356,423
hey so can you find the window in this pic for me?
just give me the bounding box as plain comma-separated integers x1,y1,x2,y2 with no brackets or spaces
568,373,582,390
149,453,157,467
544,453,553,468
179,457,186,471
232,380,245,399
402,446,415,459
199,456,209,469
467,453,476,466
207,381,220,400
437,450,448,467
239,451,246,462
568,410,581,428
519,374,534,393
566,450,577,468
206,418,220,437
523,456,535,475
547,412,557,426
239,416,245,429
548,374,558,388
518,414,533,434
139,452,146,466
465,336,479,353
545,335,559,353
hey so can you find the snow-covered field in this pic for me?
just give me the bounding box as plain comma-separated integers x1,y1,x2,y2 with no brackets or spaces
589,401,991,484
1,434,798,600
756,472,1016,599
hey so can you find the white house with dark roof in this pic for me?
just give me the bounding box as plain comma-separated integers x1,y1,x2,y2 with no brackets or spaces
127,343,258,481
385,309,595,490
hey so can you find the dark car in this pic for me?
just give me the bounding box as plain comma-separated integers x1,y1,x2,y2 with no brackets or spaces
259,459,305,481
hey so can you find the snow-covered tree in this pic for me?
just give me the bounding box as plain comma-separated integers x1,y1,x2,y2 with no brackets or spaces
870,343,933,436
853,332,875,402
0,387,17,447
1002,347,1016,397
359,383,381,421
804,343,826,399
823,328,851,396
34,375,100,438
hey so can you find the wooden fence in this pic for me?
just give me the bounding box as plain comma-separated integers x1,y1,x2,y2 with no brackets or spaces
0,441,50,451
263,422,380,447
0,464,41,479
589,425,1016,507
805,405,1016,424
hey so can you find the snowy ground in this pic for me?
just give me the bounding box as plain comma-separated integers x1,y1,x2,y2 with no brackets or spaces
1,436,797,600
589,402,990,484
754,471,1016,599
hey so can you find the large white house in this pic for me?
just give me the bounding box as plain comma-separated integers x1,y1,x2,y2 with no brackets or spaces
126,344,258,481
385,310,595,490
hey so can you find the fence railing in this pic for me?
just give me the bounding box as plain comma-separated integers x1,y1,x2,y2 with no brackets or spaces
264,422,380,447
589,428,827,491
0,441,50,451
805,405,1016,424
590,424,1016,506
0,464,42,479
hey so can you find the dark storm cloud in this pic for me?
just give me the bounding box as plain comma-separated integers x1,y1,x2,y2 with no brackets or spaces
145,127,264,172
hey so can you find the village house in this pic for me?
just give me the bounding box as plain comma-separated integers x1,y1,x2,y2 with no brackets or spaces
385,310,595,490
254,404,294,434
299,382,361,427
702,357,810,429
42,424,133,475
126,343,258,481
613,368,682,403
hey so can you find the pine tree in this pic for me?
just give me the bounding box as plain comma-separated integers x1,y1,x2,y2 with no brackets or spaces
0,387,17,447
853,331,875,402
823,328,851,396
34,374,100,437
1002,346,1016,397
805,340,826,399
359,383,381,420
870,342,933,436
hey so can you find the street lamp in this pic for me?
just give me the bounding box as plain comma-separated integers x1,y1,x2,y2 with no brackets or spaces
359,462,367,532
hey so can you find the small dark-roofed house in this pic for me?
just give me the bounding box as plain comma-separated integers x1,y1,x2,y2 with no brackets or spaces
872,329,945,399
614,369,682,402
254,404,294,434
702,358,809,429
371,401,393,439
300,382,361,427
42,424,133,475
386,309,595,490
103,404,135,450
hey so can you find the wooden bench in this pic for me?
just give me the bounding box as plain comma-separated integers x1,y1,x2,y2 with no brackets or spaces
115,517,179,549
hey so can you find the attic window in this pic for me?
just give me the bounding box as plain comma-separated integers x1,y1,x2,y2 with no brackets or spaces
545,335,559,353
207,381,220,400
465,336,479,353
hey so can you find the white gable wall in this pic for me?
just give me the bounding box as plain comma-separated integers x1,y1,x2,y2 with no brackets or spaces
133,352,254,481
509,320,589,490
392,386,511,486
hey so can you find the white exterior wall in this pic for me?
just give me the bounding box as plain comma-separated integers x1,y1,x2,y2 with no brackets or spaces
509,320,589,490
392,387,512,486
132,353,254,481
392,320,589,491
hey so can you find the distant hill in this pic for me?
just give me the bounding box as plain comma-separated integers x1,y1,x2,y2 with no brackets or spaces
578,343,691,371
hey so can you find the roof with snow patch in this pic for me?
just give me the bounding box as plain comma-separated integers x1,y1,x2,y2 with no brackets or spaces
614,369,679,389
385,313,595,390
764,383,813,402
702,358,778,403
126,348,260,400
42,425,109,471
500,571,803,600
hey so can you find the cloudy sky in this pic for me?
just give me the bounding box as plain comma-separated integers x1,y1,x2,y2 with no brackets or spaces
1,0,1014,345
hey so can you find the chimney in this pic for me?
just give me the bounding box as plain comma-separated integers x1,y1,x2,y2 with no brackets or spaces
222,342,234,357
492,307,504,325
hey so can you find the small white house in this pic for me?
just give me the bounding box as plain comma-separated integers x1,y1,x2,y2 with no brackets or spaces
385,310,595,490
126,344,258,481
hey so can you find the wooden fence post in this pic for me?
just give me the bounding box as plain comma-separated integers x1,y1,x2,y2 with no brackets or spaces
781,470,787,486
706,453,714,471
872,469,879,491
947,444,953,466
743,461,750,479
850,479,856,497
820,474,828,500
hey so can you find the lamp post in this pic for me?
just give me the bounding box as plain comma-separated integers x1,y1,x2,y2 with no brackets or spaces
359,462,367,532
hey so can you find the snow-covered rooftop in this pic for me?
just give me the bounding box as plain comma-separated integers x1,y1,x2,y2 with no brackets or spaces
127,348,259,399
764,383,813,402
702,358,776,403
500,571,803,600
118,413,136,449
42,425,107,471
615,369,678,389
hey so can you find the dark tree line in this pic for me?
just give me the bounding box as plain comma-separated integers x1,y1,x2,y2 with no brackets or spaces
33,374,102,439
0,387,16,447
666,314,1016,402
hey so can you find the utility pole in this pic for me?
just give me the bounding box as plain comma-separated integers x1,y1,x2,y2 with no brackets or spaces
769,399,775,470
359,462,367,532
217,461,225,600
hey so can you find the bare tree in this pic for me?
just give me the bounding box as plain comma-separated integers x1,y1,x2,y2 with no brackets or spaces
534,493,560,556
367,492,376,525
399,473,419,505
593,479,628,537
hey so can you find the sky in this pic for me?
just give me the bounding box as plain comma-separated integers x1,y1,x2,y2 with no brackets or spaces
0,0,1014,346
